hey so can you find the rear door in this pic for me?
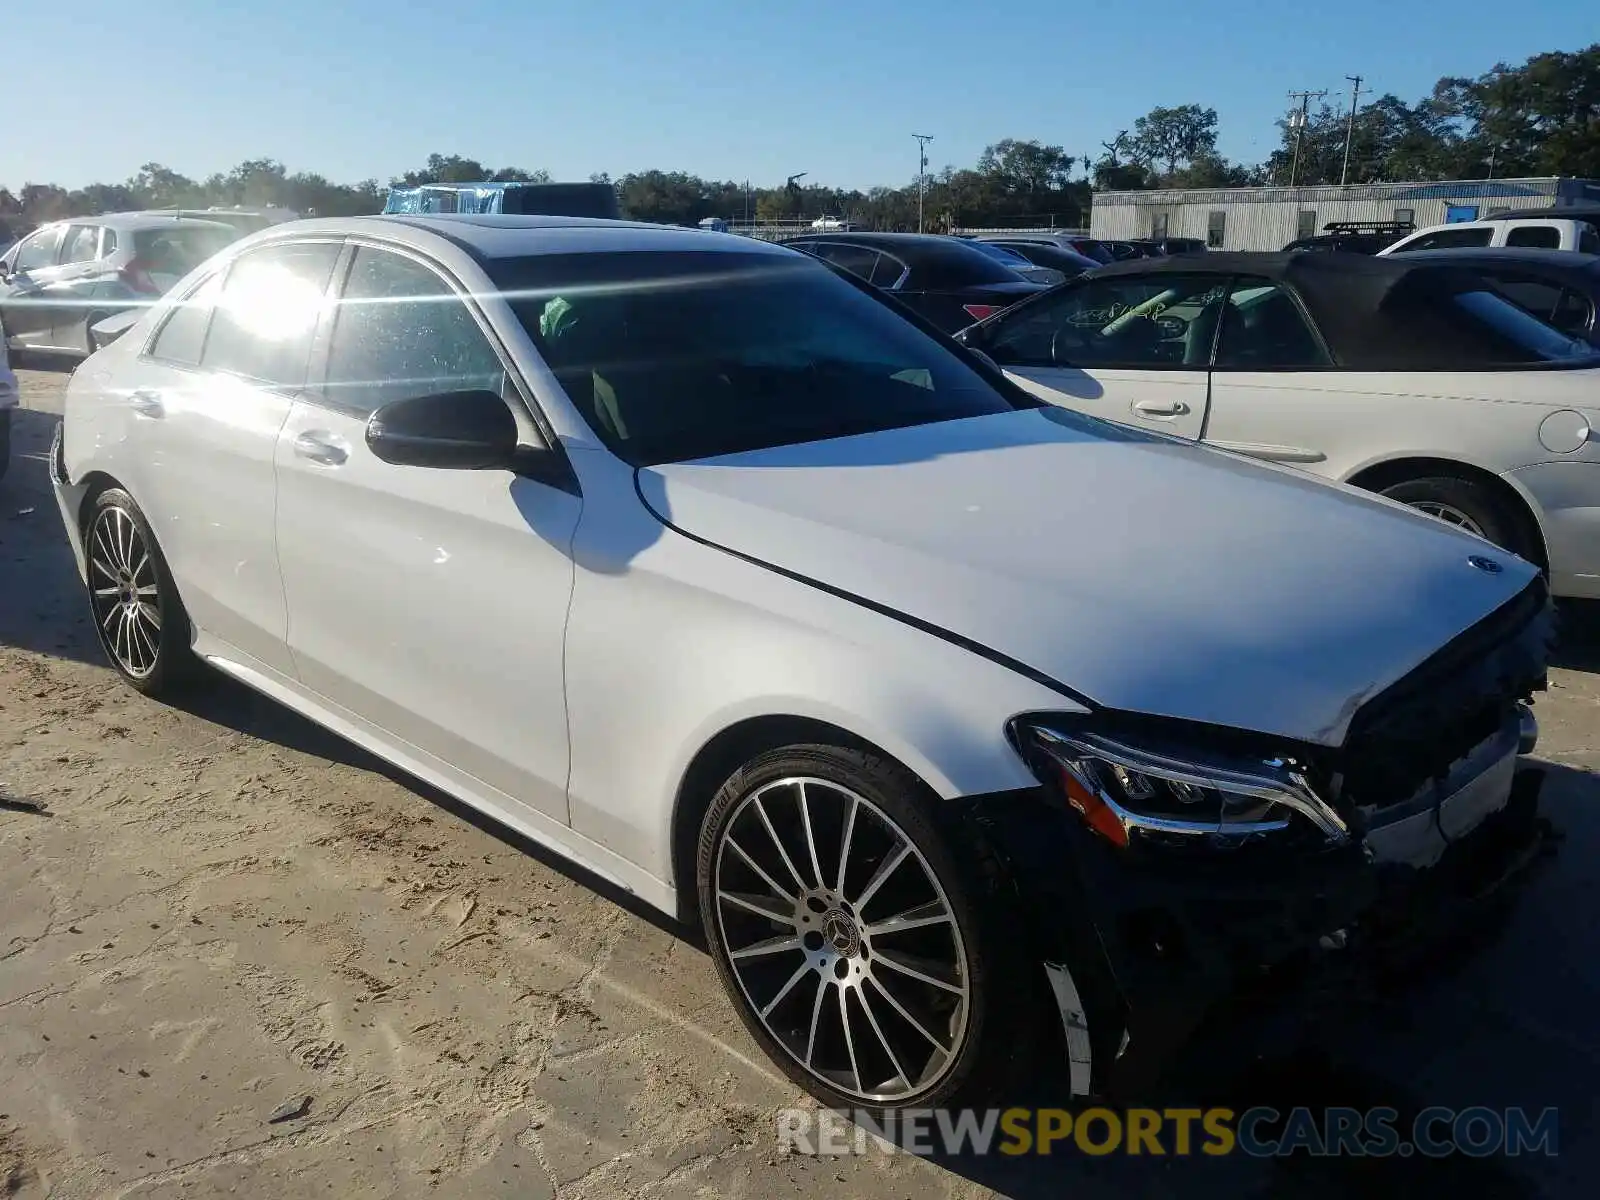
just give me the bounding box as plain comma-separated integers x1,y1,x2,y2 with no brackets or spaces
977,272,1220,439
273,242,578,824
125,238,341,675
47,224,106,347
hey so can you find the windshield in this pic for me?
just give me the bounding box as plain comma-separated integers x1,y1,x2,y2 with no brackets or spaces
491,250,1034,466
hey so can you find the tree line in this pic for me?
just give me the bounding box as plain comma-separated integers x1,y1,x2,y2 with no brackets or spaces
3,43,1594,241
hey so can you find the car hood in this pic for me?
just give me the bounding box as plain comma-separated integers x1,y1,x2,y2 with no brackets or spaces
638,408,1538,747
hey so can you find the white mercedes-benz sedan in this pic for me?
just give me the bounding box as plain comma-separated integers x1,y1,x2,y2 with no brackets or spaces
51,215,1553,1110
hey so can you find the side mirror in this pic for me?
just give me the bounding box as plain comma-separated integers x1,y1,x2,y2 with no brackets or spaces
366,389,518,470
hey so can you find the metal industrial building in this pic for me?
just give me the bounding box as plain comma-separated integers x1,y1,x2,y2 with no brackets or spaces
1089,177,1600,251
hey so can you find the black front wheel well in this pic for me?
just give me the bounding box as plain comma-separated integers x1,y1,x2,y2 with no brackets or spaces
1345,456,1547,570
75,471,122,529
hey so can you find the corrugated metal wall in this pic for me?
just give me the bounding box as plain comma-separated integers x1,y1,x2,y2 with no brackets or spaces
1088,177,1590,250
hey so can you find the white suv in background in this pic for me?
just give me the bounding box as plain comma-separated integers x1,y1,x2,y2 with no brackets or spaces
1383,217,1600,255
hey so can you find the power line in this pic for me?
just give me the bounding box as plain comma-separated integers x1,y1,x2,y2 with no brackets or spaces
912,134,934,233
1340,75,1368,186
1286,89,1328,187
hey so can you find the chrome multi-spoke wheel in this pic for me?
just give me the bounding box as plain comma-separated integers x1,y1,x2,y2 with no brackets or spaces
89,505,161,678
1407,500,1486,538
712,775,971,1104
82,488,195,695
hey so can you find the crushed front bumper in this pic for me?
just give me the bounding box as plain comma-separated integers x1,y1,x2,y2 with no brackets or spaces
969,731,1550,1103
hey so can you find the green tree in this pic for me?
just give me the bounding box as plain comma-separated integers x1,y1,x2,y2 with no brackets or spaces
1129,105,1219,178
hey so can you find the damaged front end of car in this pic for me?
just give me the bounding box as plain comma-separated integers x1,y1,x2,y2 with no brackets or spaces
969,576,1556,1101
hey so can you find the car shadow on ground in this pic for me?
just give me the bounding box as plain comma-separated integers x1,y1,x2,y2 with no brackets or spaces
1552,599,1600,672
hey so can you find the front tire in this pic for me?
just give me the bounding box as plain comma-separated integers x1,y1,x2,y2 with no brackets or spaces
1379,475,1531,559
83,487,198,695
697,743,1037,1111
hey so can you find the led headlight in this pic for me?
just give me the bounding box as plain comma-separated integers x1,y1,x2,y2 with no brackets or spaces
1010,718,1349,850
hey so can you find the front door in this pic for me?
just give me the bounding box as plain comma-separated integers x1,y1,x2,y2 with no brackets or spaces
0,225,65,345
273,243,579,824
977,272,1221,440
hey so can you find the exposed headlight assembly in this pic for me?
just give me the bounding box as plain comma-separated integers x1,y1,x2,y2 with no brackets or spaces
1010,718,1349,850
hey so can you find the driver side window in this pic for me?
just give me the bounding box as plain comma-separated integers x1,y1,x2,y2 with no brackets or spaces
13,228,63,272
985,275,1226,369
320,247,507,417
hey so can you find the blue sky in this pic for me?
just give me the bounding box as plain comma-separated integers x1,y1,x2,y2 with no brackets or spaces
7,0,1591,192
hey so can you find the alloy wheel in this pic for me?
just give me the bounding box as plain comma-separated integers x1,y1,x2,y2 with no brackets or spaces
1408,500,1486,538
88,505,162,678
713,776,971,1104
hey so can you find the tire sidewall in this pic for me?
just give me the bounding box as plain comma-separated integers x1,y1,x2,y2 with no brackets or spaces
84,487,194,694
695,743,1013,1112
1380,476,1521,554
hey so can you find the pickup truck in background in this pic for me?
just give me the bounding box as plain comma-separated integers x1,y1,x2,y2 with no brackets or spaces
1382,215,1600,255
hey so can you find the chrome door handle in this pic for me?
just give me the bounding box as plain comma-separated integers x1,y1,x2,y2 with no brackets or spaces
129,389,164,418
1131,400,1188,417
293,431,348,466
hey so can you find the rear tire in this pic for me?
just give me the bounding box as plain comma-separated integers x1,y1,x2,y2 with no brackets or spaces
697,743,1045,1113
1378,475,1532,560
82,487,200,696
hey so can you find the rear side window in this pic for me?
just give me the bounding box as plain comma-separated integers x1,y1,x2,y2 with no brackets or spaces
1447,289,1597,363
1505,226,1561,250
1551,288,1595,337
1580,223,1600,256
202,242,340,388
148,273,222,366
133,226,240,288
816,243,879,282
1484,274,1564,323
60,225,100,264
869,252,907,288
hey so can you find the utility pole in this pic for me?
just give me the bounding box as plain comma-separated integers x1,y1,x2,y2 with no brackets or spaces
1339,75,1366,186
913,134,934,233
1287,89,1327,187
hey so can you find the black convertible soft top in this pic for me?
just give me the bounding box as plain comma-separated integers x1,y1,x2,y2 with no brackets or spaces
1087,251,1583,370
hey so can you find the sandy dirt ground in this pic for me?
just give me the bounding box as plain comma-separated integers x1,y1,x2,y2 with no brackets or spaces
4,367,1600,1199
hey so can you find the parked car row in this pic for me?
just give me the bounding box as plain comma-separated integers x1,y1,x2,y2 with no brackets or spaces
0,210,289,361
956,249,1600,600
42,212,1557,1115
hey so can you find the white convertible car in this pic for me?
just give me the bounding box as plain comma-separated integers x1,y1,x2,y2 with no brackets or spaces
52,217,1552,1110
959,252,1600,599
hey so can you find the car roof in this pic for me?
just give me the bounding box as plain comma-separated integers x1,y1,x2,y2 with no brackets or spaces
39,211,238,233
1486,205,1600,224
250,213,798,261
1392,247,1600,273
1083,250,1557,370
